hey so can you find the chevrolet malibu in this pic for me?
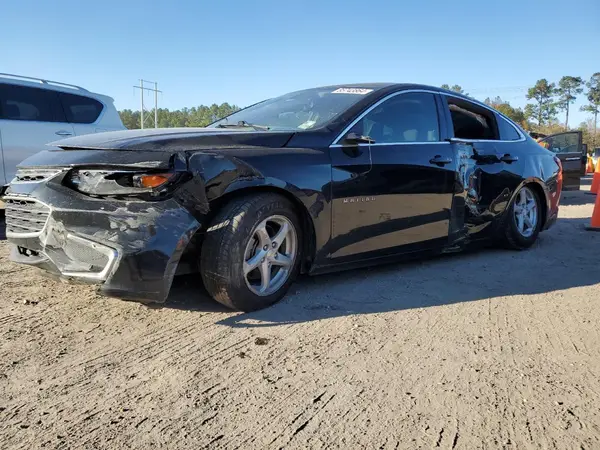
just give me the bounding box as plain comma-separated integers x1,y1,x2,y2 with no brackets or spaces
4,83,566,311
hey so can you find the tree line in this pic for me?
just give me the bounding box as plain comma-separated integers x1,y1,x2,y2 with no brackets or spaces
118,103,240,130
119,73,600,151
443,74,600,150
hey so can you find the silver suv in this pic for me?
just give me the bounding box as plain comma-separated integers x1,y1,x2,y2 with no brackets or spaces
0,73,125,194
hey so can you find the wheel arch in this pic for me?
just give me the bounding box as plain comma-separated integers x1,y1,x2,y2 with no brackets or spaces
516,178,550,229
181,183,318,275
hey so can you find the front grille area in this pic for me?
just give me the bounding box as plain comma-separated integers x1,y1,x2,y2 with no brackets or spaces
5,197,51,235
12,168,63,183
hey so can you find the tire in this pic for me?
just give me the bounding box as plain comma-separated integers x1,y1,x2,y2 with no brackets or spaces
200,193,302,311
500,185,542,250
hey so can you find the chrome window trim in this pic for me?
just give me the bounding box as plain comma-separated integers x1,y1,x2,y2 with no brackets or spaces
4,195,52,238
330,89,527,147
330,141,450,148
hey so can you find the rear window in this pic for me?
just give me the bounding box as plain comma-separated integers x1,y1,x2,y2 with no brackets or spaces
0,83,65,122
446,98,499,140
497,116,521,141
59,93,104,124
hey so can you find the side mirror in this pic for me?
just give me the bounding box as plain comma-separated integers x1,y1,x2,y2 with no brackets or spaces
340,132,374,157
344,132,375,145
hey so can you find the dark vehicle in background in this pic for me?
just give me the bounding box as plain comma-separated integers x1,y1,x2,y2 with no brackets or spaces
536,131,586,189
4,83,562,311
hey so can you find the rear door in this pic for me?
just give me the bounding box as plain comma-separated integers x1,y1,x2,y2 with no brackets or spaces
440,95,524,240
0,83,74,184
538,131,584,190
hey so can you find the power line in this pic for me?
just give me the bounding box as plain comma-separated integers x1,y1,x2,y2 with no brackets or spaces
133,79,162,129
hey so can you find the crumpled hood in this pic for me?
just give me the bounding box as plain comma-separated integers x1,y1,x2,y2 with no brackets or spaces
17,148,176,170
51,127,296,152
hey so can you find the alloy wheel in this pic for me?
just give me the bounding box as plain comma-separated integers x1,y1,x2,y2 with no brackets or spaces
243,215,297,296
513,187,538,238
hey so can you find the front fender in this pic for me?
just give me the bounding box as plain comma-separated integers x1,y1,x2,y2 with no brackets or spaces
185,148,333,268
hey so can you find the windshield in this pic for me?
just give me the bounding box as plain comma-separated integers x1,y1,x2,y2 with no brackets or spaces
209,87,376,131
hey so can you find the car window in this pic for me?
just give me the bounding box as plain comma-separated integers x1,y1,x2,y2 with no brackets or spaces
59,93,104,124
541,133,581,154
350,92,440,143
446,98,499,140
209,86,376,131
0,83,64,122
497,116,521,141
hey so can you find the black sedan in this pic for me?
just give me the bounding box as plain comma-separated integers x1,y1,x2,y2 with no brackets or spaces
4,83,565,311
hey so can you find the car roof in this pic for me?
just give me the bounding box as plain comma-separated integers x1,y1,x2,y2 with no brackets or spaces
301,82,447,92
0,73,115,104
306,82,477,103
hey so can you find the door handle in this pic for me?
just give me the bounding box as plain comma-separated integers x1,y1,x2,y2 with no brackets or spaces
500,154,518,163
429,155,452,166
55,130,73,136
565,157,581,161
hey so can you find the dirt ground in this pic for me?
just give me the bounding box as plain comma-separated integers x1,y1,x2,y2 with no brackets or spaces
1,182,600,450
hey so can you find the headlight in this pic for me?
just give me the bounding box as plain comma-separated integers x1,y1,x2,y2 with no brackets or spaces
65,169,178,197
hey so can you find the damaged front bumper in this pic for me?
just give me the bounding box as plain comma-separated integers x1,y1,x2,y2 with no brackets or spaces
5,185,202,303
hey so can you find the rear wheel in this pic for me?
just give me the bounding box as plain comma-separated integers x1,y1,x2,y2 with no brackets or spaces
501,185,542,249
200,193,302,311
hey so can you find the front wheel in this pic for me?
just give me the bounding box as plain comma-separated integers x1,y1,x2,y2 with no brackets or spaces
200,193,302,311
501,185,542,249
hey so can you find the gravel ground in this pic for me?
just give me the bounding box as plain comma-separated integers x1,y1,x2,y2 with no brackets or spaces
1,182,600,449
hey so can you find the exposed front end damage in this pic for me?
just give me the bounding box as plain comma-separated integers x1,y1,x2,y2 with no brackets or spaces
5,158,203,303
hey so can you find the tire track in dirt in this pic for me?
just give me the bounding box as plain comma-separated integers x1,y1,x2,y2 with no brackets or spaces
22,331,253,446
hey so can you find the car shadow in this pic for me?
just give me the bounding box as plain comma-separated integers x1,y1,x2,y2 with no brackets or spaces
160,211,600,327
1,187,597,323
156,275,231,313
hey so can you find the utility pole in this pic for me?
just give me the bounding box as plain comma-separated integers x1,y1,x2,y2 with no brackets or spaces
133,79,162,129
154,82,158,130
140,80,144,129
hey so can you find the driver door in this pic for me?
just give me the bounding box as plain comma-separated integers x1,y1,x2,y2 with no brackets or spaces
538,131,584,190
328,91,455,262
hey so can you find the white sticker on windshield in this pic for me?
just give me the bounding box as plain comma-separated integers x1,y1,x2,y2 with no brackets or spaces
332,88,373,95
298,120,317,129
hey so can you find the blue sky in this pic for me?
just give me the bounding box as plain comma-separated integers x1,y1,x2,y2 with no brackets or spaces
3,0,599,126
